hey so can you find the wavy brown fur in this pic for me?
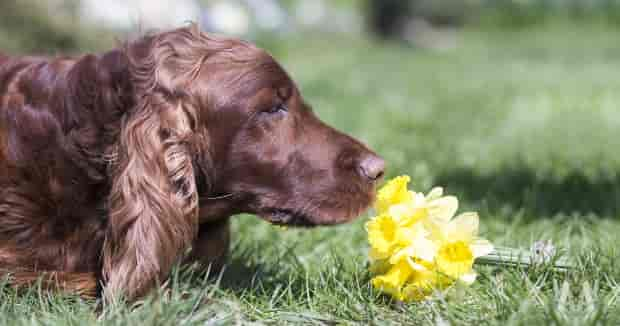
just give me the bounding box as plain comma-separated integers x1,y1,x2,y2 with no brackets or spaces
2,270,98,298
0,24,384,303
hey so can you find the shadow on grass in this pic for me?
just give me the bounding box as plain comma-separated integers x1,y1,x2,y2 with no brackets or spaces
217,257,269,292
216,247,307,296
215,245,369,303
434,166,620,217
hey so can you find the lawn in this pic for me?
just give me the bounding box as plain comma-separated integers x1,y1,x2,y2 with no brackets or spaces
2,24,620,325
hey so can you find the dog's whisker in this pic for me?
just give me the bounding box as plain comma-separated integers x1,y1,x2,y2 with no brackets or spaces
201,193,234,200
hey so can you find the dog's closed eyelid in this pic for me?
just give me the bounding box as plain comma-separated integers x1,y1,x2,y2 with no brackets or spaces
261,103,288,115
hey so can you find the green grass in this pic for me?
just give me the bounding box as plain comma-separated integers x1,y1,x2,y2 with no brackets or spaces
3,24,620,324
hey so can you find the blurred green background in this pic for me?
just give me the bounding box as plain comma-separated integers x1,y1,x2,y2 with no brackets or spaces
5,0,620,51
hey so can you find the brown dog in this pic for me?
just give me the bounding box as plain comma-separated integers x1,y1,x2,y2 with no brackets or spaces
0,25,384,301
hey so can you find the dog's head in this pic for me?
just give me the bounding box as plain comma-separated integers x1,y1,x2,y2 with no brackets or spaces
113,25,384,226
103,25,384,300
197,41,385,227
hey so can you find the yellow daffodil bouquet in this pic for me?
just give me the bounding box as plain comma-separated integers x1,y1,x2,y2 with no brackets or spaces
366,176,493,302
366,175,571,302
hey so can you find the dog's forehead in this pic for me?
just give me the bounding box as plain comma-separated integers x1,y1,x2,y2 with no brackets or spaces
244,60,294,95
205,52,296,107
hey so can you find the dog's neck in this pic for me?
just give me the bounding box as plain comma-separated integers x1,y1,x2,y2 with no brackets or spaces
45,48,137,182
66,49,135,123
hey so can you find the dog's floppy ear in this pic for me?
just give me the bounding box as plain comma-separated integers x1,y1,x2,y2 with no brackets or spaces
103,28,207,301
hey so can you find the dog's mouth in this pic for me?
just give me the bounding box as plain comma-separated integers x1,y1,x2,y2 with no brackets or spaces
253,186,377,226
260,208,317,227
259,201,372,227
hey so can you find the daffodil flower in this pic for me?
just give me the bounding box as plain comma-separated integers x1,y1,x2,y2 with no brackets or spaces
428,212,494,283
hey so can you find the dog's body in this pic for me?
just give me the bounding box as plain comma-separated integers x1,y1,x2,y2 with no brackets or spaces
0,26,384,301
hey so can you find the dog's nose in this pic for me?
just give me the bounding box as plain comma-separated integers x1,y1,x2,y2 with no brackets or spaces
358,155,385,181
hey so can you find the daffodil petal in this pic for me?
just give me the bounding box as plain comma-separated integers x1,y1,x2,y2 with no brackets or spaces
375,175,411,214
388,203,414,223
413,238,438,262
412,192,426,206
389,248,409,264
406,257,428,271
389,237,438,264
394,224,426,246
371,260,413,300
427,196,458,222
426,187,444,201
447,212,479,242
366,214,398,256
471,239,494,258
423,217,446,243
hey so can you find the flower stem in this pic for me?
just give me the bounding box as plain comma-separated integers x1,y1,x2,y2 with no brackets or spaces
475,246,572,270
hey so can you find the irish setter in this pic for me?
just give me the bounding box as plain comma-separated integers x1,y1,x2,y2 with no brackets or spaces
0,25,384,302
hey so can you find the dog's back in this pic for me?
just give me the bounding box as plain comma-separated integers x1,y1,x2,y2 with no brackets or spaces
0,52,119,296
0,52,105,297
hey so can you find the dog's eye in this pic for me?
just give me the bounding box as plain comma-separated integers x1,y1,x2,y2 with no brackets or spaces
262,104,288,115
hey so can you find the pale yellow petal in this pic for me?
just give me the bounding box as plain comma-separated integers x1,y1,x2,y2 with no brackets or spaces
427,196,458,222
388,202,414,223
387,201,429,227
411,192,426,206
411,237,438,262
422,224,441,245
388,248,409,265
393,227,416,247
471,239,494,258
394,224,426,246
426,187,444,201
389,235,437,264
446,212,479,242
406,257,428,271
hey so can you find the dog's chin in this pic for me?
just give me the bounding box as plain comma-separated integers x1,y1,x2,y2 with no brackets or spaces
253,186,377,227
258,200,373,227
259,208,317,227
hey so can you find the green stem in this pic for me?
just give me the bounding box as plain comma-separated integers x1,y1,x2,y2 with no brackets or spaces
475,246,572,270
